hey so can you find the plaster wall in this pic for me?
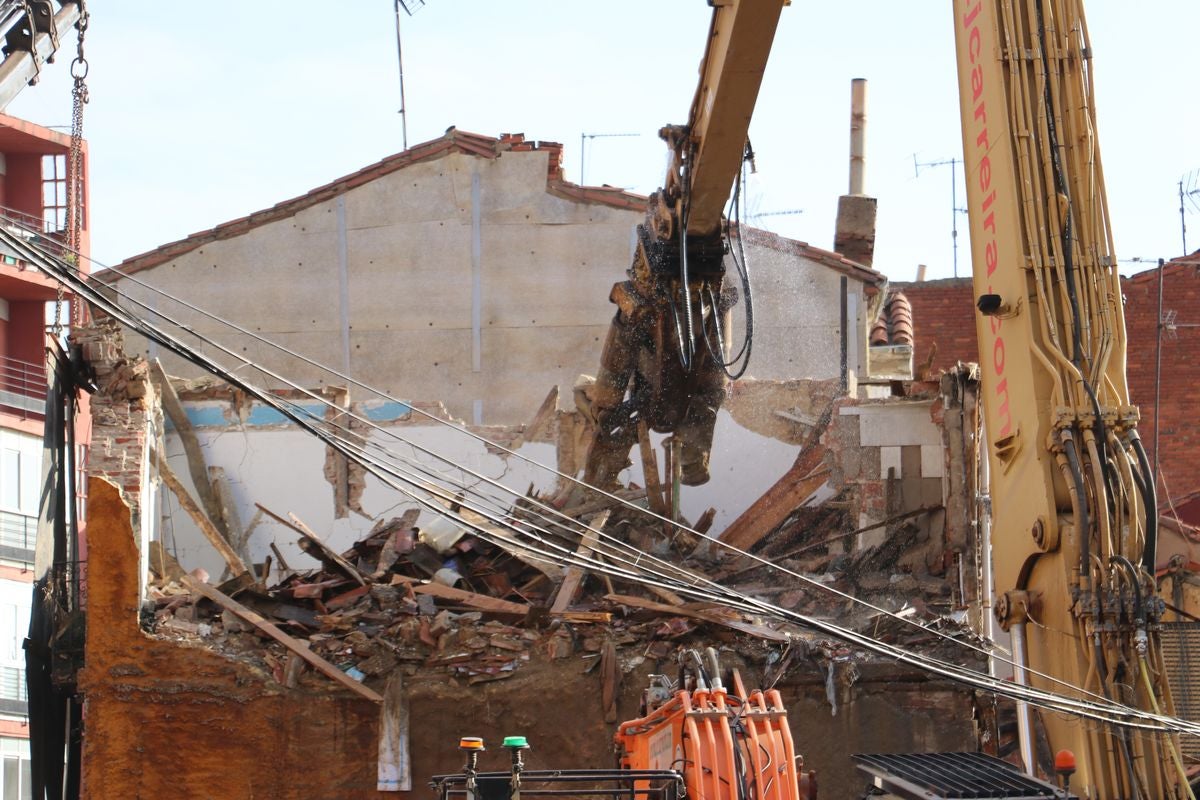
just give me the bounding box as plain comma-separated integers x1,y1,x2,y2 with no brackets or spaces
114,148,871,427
158,393,800,581
158,399,560,582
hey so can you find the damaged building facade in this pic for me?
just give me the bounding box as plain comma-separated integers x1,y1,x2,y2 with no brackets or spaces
49,131,1006,797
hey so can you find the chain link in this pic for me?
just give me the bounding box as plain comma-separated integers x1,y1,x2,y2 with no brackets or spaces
64,0,88,329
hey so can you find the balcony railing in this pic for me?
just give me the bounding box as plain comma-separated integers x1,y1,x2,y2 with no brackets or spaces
0,665,26,703
0,204,69,264
0,354,46,417
0,510,35,551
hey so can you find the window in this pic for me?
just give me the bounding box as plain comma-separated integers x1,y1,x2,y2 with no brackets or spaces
41,154,66,235
0,739,30,799
0,433,39,560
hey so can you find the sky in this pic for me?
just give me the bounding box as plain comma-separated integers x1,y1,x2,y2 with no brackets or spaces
5,1,1198,283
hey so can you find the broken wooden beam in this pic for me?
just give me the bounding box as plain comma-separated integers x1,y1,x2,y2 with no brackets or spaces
210,465,250,574
605,593,789,642
550,511,610,614
511,384,559,449
718,443,829,552
254,504,367,586
637,421,669,516
150,360,228,538
559,488,646,520
390,575,530,616
154,449,250,579
181,574,382,703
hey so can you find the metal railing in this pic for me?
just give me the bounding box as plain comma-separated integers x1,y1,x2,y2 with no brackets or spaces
0,354,46,417
0,510,35,556
0,665,25,702
0,203,69,262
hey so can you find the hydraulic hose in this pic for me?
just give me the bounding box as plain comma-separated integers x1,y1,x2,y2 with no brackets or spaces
1140,655,1198,800
1111,554,1145,628
1063,434,1092,594
1130,433,1158,573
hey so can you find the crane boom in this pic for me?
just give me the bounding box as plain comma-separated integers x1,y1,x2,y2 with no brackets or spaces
0,1,80,111
954,1,1184,795
683,0,785,237
580,0,787,492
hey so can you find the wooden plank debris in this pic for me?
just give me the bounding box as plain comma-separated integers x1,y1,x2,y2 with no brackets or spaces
511,385,559,449
718,443,829,551
150,360,228,538
550,511,610,614
558,487,647,520
637,421,669,516
600,639,618,723
154,449,250,579
255,504,367,586
210,465,249,576
377,673,412,792
605,593,789,642
390,575,529,616
181,574,382,703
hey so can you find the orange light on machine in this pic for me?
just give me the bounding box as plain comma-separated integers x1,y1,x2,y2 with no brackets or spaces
460,737,486,751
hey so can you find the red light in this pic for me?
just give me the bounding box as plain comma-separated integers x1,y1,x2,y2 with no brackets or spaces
1054,749,1077,775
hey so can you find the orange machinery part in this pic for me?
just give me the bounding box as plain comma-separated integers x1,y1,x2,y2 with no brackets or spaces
614,672,815,800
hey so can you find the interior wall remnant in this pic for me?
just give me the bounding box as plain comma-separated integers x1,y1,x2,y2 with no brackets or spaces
819,371,981,605
74,316,161,599
79,478,384,799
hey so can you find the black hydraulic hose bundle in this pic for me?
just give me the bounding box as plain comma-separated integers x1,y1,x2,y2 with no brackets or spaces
1130,433,1158,573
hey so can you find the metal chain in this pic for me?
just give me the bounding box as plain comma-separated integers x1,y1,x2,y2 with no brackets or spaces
65,0,88,328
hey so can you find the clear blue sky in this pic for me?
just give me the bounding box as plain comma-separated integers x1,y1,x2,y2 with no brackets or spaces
7,1,1198,282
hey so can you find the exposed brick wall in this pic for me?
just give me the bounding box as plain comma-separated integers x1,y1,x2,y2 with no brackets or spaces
1122,259,1200,506
900,255,1200,504
895,278,977,375
73,316,158,522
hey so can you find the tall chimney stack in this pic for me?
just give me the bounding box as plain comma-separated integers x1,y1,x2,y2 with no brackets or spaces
834,78,878,267
849,77,867,195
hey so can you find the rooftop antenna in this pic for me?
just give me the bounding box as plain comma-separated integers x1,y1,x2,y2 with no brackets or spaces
393,0,427,151
1179,170,1200,255
914,155,968,277
747,209,804,231
580,132,639,186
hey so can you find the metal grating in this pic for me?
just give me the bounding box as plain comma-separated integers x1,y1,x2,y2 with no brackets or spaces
853,752,1071,799
1160,622,1200,762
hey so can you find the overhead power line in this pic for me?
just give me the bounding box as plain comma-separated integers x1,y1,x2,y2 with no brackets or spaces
5,223,1198,738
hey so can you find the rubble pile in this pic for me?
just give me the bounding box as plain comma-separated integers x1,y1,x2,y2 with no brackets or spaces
145,460,984,705
146,500,817,697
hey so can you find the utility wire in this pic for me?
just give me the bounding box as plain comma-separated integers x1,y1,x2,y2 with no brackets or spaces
8,229,1200,738
7,217,1171,725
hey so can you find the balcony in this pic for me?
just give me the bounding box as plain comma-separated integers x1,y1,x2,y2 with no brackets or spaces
0,664,26,715
0,511,35,565
0,355,45,419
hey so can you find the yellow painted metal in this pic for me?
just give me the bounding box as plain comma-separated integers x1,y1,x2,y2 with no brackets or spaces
581,0,786,491
954,0,1183,796
683,0,787,237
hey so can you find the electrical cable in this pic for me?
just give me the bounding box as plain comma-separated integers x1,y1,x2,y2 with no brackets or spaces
10,226,1200,738
33,229,1173,720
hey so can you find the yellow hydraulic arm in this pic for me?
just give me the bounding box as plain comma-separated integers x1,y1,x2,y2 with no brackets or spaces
581,0,787,491
954,1,1189,796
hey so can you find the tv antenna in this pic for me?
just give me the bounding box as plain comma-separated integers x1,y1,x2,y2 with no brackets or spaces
392,0,428,151
747,209,804,230
1179,170,1200,255
580,132,639,186
914,155,968,277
